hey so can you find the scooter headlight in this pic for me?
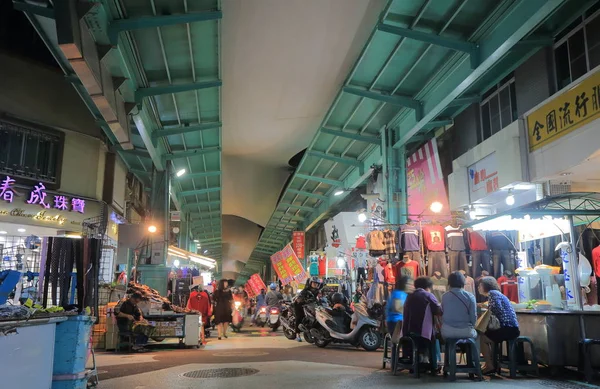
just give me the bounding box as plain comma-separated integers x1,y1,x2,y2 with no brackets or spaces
234,301,241,309
270,308,279,314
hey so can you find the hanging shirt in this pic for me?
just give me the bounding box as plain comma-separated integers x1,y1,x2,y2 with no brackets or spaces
593,246,600,278
355,235,367,250
464,276,476,295
467,229,488,251
309,255,319,276
375,262,385,283
318,255,327,276
383,230,397,255
384,263,396,284
368,230,386,251
355,250,368,268
497,275,519,303
423,225,445,251
394,260,420,280
398,225,421,252
487,231,514,251
431,277,448,302
445,226,466,251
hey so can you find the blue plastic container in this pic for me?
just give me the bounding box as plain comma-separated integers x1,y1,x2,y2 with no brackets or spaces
52,315,94,376
51,377,87,389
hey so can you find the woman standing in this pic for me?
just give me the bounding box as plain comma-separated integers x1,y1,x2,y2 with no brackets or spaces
213,279,234,340
478,277,520,374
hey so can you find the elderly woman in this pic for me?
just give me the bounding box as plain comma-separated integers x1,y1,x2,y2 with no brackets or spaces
441,271,477,340
478,276,520,374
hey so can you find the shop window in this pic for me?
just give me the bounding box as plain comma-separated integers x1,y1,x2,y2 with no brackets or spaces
0,120,62,186
479,77,517,142
554,7,600,89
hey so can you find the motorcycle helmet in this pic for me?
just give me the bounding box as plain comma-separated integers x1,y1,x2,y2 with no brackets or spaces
331,292,345,305
269,282,277,290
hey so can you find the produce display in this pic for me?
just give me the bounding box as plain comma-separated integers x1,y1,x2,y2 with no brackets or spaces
126,282,198,315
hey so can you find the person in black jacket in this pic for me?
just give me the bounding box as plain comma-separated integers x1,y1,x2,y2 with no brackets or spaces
294,277,322,342
213,279,233,340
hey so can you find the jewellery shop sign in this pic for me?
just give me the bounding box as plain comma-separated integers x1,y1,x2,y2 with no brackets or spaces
0,175,100,228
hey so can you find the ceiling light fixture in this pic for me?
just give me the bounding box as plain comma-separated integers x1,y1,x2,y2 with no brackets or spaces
357,212,367,223
430,201,443,213
204,250,208,254
468,206,477,220
194,239,199,243
176,168,186,177
560,172,572,176
0,231,6,235
173,259,180,268
17,228,26,233
148,225,157,233
506,189,515,206
334,190,344,196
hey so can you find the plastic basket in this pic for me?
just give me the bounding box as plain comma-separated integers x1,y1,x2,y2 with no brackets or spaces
53,316,94,376
51,377,88,389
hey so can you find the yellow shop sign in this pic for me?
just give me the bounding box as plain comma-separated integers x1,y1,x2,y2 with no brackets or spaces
527,70,600,151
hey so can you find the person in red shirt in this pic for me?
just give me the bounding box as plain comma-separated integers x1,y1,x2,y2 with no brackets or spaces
187,282,212,327
497,271,519,303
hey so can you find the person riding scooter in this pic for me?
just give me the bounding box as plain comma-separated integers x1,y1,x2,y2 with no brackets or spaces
266,283,283,307
330,292,353,332
294,277,323,342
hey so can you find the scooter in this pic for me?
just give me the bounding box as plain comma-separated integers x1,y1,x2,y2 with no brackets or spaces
230,301,245,332
279,302,298,340
254,305,268,327
310,301,382,351
268,305,281,332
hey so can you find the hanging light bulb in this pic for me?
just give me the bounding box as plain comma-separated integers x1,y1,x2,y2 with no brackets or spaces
173,259,180,268
506,189,515,206
468,206,477,220
337,257,345,267
358,212,367,223
430,201,443,213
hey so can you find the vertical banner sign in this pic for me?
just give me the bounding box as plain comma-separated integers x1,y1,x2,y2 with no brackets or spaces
281,244,309,284
249,273,267,295
292,231,305,260
406,140,450,220
271,251,293,285
467,152,499,203
244,284,256,298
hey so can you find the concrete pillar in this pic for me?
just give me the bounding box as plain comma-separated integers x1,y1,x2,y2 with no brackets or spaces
150,166,171,265
384,126,408,225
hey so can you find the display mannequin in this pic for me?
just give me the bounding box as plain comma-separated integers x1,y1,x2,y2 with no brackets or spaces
497,270,518,302
460,269,476,295
423,224,448,278
467,228,490,278
398,222,423,269
355,249,368,287
394,254,420,280
309,254,319,277
318,254,327,277
446,225,469,276
373,259,386,303
488,231,516,278
431,271,448,302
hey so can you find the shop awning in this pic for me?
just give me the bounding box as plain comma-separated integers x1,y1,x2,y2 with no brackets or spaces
167,245,216,270
464,192,600,229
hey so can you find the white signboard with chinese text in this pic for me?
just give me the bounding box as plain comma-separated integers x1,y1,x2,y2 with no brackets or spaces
468,152,499,203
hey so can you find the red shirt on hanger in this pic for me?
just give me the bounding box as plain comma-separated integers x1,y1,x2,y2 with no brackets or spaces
498,275,519,303
394,260,420,280
423,225,445,251
318,255,327,276
384,264,396,284
355,235,367,250
593,246,600,278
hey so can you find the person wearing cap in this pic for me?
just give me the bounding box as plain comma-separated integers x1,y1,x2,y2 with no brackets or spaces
187,282,212,328
266,283,283,307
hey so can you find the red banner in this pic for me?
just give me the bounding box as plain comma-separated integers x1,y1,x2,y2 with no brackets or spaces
247,273,267,296
244,284,256,298
292,231,305,260
271,251,293,285
281,244,309,284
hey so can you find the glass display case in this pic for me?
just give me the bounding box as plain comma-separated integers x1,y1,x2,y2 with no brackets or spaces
517,266,564,309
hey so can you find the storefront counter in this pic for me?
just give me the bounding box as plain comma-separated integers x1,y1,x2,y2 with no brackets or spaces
516,310,600,369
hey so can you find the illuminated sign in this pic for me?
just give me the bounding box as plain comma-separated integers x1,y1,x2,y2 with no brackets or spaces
0,176,85,213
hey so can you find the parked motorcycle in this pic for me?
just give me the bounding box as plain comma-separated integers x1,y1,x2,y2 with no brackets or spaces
297,295,327,345
230,300,245,332
279,302,298,340
268,305,281,331
310,301,382,351
254,305,268,327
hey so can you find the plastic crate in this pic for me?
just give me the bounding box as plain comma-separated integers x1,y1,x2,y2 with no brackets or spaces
52,377,87,389
53,316,94,376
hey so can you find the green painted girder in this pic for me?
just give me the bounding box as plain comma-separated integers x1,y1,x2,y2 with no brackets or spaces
342,85,420,110
307,150,362,168
422,119,453,130
164,146,221,161
272,212,305,221
285,189,327,202
12,1,55,18
279,203,314,213
152,122,222,140
447,95,481,107
135,80,222,104
183,200,222,210
377,22,478,61
129,168,151,175
118,147,151,158
321,127,380,145
179,187,220,197
393,0,565,148
295,173,343,187
189,213,221,222
183,171,221,180
190,222,221,229
108,10,223,45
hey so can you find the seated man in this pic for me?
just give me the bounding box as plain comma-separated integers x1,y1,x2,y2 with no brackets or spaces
116,292,155,352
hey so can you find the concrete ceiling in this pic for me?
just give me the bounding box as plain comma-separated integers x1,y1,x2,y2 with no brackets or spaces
219,0,386,277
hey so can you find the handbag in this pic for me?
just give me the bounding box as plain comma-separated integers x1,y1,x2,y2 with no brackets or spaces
475,309,501,332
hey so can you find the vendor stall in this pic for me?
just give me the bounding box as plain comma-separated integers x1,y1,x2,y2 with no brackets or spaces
466,193,600,370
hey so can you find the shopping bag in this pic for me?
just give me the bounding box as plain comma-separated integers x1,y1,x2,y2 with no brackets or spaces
475,309,491,332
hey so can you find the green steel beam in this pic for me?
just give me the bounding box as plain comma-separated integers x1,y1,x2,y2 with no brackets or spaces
12,1,55,18
129,168,151,175
342,85,420,110
295,173,343,187
180,187,221,197
377,23,478,54
108,11,223,45
190,220,220,226
393,0,565,148
119,148,151,158
183,200,222,210
447,95,481,107
135,80,222,104
515,36,554,48
164,146,221,160
152,122,222,140
307,150,362,168
183,171,221,180
285,189,327,202
422,119,453,129
321,127,380,145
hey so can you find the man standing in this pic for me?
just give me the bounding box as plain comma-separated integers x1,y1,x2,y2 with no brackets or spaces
116,292,155,352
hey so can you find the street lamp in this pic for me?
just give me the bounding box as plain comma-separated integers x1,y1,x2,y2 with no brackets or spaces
430,201,443,213
148,225,157,233
176,168,186,177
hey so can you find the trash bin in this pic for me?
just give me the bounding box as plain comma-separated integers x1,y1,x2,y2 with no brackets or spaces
52,315,94,389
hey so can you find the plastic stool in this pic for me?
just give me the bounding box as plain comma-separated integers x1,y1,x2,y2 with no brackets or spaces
382,333,392,369
443,338,483,381
393,334,437,378
580,338,600,382
494,336,539,378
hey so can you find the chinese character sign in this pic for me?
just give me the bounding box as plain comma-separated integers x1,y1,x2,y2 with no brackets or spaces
406,140,450,220
0,176,15,203
0,175,86,213
281,245,309,284
271,251,293,285
292,231,305,260
527,69,600,151
249,274,267,295
467,152,499,202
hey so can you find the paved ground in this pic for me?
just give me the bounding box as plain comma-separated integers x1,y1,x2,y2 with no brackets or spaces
95,326,596,389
